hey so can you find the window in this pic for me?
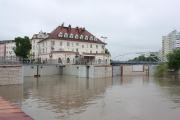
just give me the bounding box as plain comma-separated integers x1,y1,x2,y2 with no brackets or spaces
96,51,98,53
90,50,92,53
75,34,79,39
80,35,84,39
76,48,79,52
85,36,88,40
90,44,92,48
67,58,70,63
102,45,104,49
90,36,94,40
96,45,98,49
82,45,84,48
60,41,63,46
98,59,101,64
64,33,68,38
70,34,74,38
94,38,98,41
51,41,55,46
76,43,79,46
58,58,62,64
58,32,63,37
67,42,70,46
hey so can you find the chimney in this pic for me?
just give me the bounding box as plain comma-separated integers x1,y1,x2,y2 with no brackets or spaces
61,22,64,27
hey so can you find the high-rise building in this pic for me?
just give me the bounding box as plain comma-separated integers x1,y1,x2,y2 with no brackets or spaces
162,30,180,61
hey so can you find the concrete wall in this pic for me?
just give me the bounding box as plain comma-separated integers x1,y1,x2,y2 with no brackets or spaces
23,65,63,77
63,65,112,78
0,65,23,85
122,65,149,76
112,66,121,76
93,65,112,78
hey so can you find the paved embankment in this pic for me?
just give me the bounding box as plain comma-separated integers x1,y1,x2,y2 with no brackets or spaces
0,97,33,120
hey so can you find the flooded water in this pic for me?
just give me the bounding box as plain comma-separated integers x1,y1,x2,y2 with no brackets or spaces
1,75,180,120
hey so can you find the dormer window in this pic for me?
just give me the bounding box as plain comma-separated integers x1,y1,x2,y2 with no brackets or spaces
75,34,79,39
58,32,63,37
85,36,88,40
80,35,84,39
94,37,98,41
64,33,68,38
70,34,74,38
90,36,94,40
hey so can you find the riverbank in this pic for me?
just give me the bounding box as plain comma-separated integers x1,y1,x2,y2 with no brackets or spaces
0,96,33,120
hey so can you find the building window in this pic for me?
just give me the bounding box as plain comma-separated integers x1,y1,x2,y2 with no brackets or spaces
80,35,84,39
90,36,94,40
75,34,79,39
98,59,101,64
76,43,79,46
58,58,62,64
96,45,98,49
51,41,55,46
67,58,70,63
94,37,97,41
70,34,74,38
90,44,92,48
85,36,88,40
67,42,70,46
102,45,104,49
90,50,92,53
76,48,78,52
96,51,98,53
64,33,68,38
82,45,84,48
60,41,63,46
58,32,63,37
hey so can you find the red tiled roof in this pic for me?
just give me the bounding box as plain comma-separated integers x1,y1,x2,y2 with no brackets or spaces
39,25,106,44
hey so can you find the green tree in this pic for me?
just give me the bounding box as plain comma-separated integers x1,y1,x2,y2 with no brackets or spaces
167,48,180,71
105,48,111,55
13,36,32,58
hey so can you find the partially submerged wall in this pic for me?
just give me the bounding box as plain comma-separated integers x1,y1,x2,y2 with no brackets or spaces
23,65,63,77
0,65,23,85
63,65,112,78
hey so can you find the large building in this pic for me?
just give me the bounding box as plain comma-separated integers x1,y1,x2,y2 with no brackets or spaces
162,30,180,61
32,24,111,65
0,40,16,58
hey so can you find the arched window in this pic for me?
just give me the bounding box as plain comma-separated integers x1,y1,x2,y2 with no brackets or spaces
58,32,63,37
64,33,68,38
58,58,62,64
80,35,84,39
85,36,88,40
98,59,101,64
90,36,94,40
67,58,70,63
70,34,74,38
75,34,79,39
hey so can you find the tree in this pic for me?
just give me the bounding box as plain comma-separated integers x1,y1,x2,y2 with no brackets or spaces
167,48,180,71
14,36,32,58
105,48,111,55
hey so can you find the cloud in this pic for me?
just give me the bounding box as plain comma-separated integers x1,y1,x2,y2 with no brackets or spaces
0,0,180,59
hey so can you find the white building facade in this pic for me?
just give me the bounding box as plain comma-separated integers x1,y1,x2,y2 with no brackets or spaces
162,30,180,61
37,25,111,65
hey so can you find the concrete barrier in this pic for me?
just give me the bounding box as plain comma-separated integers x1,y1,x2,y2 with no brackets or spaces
0,65,23,85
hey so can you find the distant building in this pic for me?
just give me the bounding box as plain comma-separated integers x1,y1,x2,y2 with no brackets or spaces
0,40,16,58
162,30,180,61
34,24,110,65
31,31,49,59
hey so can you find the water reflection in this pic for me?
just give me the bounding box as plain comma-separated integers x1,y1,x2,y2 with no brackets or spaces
22,76,112,120
1,75,180,120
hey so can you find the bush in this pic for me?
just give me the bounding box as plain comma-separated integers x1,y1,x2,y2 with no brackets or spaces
155,63,168,77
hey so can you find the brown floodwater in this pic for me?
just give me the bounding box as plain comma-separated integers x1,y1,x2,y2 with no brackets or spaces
1,75,180,120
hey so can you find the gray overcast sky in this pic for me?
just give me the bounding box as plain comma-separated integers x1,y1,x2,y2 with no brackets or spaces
1,0,180,60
